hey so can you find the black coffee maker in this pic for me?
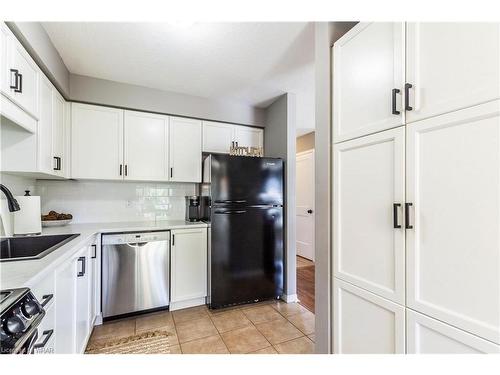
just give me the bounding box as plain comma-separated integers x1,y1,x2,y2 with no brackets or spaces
185,196,211,222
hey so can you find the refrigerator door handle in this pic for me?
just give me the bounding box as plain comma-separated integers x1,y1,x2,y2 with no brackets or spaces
214,199,247,204
214,210,247,214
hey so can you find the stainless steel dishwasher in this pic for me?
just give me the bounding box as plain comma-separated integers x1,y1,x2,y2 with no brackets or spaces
102,231,170,319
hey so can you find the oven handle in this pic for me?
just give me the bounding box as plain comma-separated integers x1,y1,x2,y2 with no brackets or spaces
33,329,54,350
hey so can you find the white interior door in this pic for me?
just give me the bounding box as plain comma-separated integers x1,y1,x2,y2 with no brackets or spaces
71,103,124,180
169,117,202,182
333,279,405,354
296,150,315,261
333,22,405,143
406,22,500,123
124,110,169,181
333,127,405,304
407,310,500,354
406,100,500,344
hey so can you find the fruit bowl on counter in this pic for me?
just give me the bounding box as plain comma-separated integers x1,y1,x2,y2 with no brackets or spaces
41,211,73,227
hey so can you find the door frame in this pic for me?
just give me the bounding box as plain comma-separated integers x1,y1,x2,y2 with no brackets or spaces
296,149,316,261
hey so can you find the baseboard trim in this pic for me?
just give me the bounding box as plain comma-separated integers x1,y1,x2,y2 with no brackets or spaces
282,294,298,303
170,297,206,311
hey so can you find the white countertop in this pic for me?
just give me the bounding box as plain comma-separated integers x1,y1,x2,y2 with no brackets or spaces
0,220,207,290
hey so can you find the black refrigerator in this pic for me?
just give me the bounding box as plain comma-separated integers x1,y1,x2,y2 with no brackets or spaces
203,154,284,309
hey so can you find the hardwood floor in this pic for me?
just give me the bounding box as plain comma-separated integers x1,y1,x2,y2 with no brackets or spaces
296,256,315,313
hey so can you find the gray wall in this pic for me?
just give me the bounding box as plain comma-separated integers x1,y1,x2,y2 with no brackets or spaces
6,22,266,127
264,93,297,299
7,22,70,97
69,74,266,127
314,22,357,354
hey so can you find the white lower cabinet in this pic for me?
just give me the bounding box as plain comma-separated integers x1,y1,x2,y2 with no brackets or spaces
333,279,405,354
54,240,96,354
407,310,500,354
170,228,207,310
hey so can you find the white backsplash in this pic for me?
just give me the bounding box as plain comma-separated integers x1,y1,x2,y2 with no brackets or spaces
35,180,196,223
0,173,36,196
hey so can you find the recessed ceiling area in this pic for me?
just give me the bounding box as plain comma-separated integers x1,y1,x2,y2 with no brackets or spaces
42,22,316,136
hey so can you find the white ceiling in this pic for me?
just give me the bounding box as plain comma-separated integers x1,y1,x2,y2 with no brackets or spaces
42,22,316,136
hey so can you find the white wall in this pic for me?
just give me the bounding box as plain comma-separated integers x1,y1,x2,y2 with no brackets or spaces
264,93,297,300
35,180,196,224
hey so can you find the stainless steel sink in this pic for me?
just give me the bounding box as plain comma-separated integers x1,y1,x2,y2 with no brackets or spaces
0,234,80,262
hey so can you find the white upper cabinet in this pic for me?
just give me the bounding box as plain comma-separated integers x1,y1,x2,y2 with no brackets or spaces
169,117,202,182
37,76,54,174
333,127,405,304
234,126,264,149
407,310,500,354
333,279,405,354
52,90,66,177
71,103,124,180
406,23,500,123
1,23,39,120
406,101,500,344
333,22,405,143
202,121,234,153
124,111,169,181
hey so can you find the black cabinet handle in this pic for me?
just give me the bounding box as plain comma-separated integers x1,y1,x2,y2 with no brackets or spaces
9,69,19,90
41,294,54,307
125,165,128,176
392,88,400,115
91,244,97,259
170,167,173,178
15,73,23,93
53,156,61,171
405,83,413,111
119,164,123,176
393,203,401,228
172,234,175,246
405,203,413,229
33,329,54,350
77,256,86,277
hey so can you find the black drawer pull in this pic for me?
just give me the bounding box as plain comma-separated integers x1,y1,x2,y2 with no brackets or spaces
405,203,414,229
393,203,401,228
405,83,413,111
15,72,23,93
91,244,97,259
53,156,61,171
77,256,86,277
33,329,54,349
9,69,19,90
41,294,54,307
392,88,400,115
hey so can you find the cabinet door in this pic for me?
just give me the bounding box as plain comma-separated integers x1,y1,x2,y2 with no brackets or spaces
37,76,53,174
406,101,500,344
1,24,11,95
234,126,264,149
407,310,500,354
75,247,92,353
54,256,77,354
124,110,169,181
170,228,207,303
333,127,405,304
8,34,39,119
406,23,500,123
169,117,202,182
71,103,124,180
333,279,405,354
202,121,234,153
52,90,65,177
89,243,98,324
333,22,405,143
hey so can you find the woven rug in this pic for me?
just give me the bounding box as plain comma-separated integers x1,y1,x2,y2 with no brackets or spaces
85,330,170,354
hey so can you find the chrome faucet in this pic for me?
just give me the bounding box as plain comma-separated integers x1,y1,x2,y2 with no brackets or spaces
0,184,20,212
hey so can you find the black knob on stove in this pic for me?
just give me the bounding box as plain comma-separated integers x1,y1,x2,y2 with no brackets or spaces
5,315,26,335
21,300,41,318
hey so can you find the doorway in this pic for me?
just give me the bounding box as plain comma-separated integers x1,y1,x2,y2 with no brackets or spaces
296,148,315,312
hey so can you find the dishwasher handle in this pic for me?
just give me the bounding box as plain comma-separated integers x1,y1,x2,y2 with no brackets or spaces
124,242,149,248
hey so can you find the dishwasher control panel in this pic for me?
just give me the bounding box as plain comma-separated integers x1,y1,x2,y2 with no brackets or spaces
102,231,171,245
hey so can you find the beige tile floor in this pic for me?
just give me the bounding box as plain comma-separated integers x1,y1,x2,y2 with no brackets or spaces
87,300,315,354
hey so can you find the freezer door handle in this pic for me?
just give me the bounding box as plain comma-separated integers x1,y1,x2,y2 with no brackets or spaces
214,210,247,214
214,200,247,204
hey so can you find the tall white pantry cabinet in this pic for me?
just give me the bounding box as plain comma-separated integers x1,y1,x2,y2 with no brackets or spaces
332,22,500,354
